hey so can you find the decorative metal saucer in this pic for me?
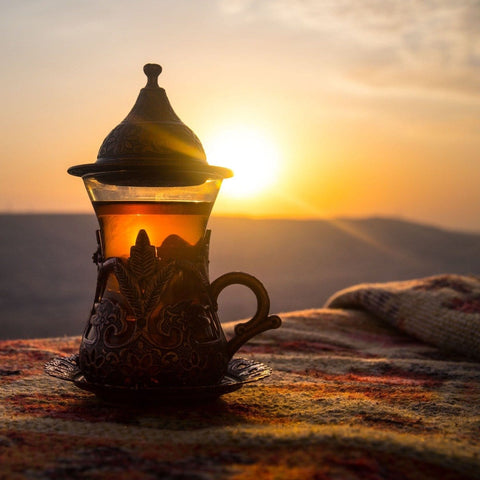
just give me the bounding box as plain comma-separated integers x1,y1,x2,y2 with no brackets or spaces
45,355,271,403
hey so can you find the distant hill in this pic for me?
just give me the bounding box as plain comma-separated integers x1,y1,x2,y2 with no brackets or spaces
1,214,479,339
209,216,480,321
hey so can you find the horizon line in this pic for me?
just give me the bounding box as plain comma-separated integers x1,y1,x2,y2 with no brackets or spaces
0,211,479,235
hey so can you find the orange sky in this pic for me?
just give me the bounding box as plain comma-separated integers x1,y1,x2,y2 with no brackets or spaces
1,1,479,231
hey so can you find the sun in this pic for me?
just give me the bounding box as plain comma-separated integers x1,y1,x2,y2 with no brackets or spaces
204,127,280,198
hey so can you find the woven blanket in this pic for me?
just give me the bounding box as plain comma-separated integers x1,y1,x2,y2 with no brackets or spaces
1,274,479,479
326,274,480,361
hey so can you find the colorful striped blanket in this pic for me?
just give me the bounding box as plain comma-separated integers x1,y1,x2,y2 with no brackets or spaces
0,274,479,479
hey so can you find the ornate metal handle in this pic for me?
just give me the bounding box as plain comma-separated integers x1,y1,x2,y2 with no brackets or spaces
210,272,282,359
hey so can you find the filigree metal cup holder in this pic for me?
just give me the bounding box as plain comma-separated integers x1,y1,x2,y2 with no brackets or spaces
49,229,280,398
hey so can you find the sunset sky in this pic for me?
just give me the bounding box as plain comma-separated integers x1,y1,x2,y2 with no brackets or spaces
1,0,479,231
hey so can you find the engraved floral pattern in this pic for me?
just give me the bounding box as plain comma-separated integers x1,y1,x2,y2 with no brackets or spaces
79,230,228,387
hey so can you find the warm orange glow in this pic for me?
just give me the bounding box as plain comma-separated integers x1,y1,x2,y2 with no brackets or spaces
204,127,281,199
93,201,212,258
2,2,479,232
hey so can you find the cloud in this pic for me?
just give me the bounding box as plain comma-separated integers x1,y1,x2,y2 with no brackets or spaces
218,0,480,99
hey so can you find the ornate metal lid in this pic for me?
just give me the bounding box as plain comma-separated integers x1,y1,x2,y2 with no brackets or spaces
68,64,232,185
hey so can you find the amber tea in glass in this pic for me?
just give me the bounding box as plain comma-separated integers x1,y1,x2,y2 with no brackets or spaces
93,200,213,259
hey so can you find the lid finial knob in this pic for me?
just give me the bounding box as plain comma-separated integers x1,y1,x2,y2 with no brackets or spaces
143,64,162,88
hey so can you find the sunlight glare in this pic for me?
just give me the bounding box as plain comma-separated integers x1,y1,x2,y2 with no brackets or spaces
205,127,280,198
